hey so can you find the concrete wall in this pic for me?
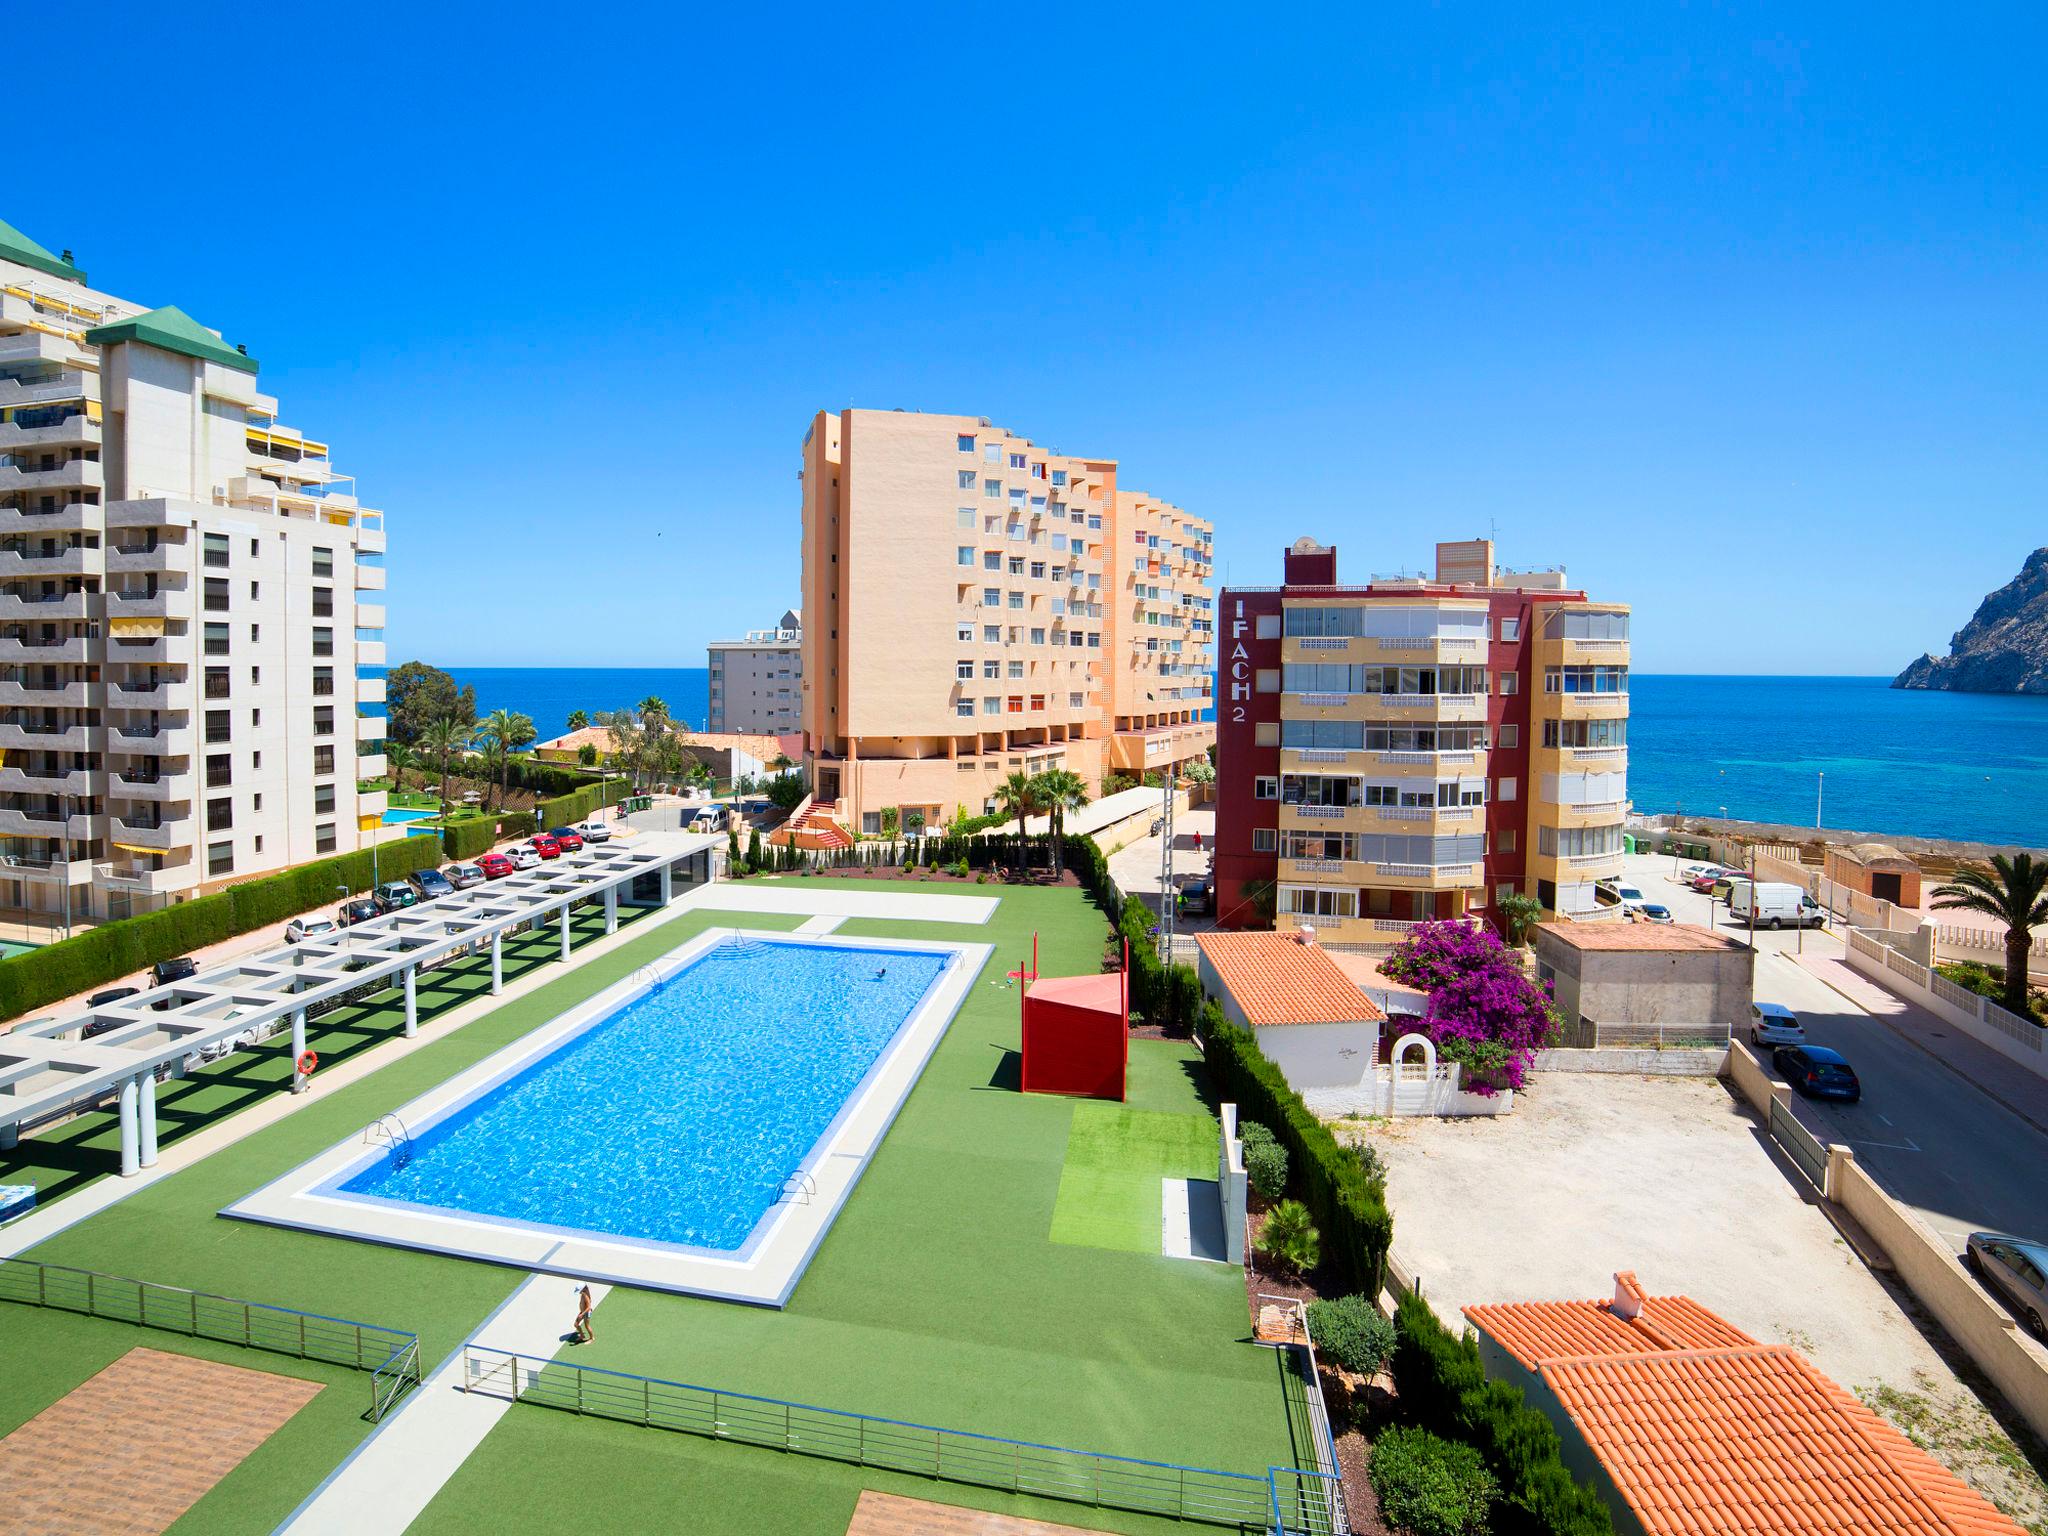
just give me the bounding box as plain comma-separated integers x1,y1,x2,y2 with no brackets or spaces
1532,1046,1726,1076
1844,929,2046,1081
1253,1018,1381,1090
1219,1103,1248,1265
1828,1148,2048,1443
1536,932,1752,1036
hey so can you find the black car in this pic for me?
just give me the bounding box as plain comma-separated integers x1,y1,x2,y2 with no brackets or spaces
407,867,456,901
89,986,141,1007
151,956,197,987
336,896,381,926
1773,1043,1861,1103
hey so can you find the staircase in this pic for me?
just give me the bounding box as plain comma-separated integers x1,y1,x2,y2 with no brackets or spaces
769,795,853,852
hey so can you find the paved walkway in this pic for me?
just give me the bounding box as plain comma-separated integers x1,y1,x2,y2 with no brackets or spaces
276,1272,609,1535
1795,951,2048,1135
845,1490,1118,1536
693,883,998,925
0,1345,322,1535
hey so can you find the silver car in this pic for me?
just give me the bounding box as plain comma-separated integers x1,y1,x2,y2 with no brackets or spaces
1967,1233,2047,1338
1748,1002,1805,1049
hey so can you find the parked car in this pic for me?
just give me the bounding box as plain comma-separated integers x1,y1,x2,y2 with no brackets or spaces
151,956,198,987
374,881,419,913
573,819,611,843
1711,873,1752,903
82,1016,129,1039
408,867,457,901
285,917,338,945
445,863,485,889
1635,903,1675,924
477,851,515,879
1773,1043,1861,1103
336,896,381,926
1748,1001,1806,1048
1728,881,1825,929
1149,816,1164,837
1689,866,1732,893
1595,879,1648,909
546,826,584,852
1179,877,1213,915
88,986,141,1007
505,845,543,871
529,833,562,859
1965,1232,2048,1339
685,805,726,832
1678,862,1717,884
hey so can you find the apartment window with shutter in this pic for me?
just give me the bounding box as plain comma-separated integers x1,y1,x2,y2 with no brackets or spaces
312,547,334,578
206,798,232,832
206,753,231,788
316,822,337,853
207,840,234,876
315,784,335,813
313,666,334,697
313,745,336,775
202,532,230,568
312,587,333,618
1255,721,1280,746
203,622,229,656
1252,827,1278,852
312,627,333,657
314,707,334,737
1496,829,1516,852
203,578,228,612
205,709,230,744
1254,776,1278,799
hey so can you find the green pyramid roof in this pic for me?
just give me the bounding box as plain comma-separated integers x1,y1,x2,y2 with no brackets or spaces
0,217,84,283
84,305,258,376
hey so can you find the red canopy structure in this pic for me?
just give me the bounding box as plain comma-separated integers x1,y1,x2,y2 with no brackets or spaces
1020,943,1129,1101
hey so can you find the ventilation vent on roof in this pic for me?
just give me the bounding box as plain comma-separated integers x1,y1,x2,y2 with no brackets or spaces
1611,1271,1645,1321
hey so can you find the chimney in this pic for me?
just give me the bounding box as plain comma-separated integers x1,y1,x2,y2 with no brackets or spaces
1610,1271,1646,1320
61,249,74,263
1296,924,1316,946
236,344,247,356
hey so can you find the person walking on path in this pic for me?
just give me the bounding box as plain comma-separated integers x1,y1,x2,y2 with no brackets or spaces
572,1284,595,1343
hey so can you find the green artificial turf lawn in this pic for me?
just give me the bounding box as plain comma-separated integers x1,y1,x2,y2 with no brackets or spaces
4,879,1306,1536
1047,1102,1220,1254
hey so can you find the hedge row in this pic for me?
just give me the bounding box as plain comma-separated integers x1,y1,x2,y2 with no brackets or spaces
0,836,444,1020
1392,1291,1614,1536
440,818,499,861
1062,832,1393,1292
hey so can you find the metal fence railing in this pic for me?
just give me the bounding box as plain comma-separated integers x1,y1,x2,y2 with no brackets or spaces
1592,1022,1732,1050
0,1257,422,1421
463,1345,1339,1533
1767,1098,1828,1191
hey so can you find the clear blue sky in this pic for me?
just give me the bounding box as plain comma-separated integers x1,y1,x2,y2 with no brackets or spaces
31,3,2045,674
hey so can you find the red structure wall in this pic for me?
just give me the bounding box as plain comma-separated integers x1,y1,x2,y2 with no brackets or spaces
1021,973,1128,1101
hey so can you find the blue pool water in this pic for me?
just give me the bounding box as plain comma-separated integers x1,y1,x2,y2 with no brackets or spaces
336,939,950,1252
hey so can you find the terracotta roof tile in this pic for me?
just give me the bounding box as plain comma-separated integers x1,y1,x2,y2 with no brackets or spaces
1194,932,1385,1027
1465,1295,1755,1368
1534,922,1744,953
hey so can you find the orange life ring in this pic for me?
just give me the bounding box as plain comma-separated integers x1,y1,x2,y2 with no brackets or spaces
296,1051,319,1077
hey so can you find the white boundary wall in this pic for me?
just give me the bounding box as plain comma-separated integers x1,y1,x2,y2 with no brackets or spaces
1844,927,2046,1081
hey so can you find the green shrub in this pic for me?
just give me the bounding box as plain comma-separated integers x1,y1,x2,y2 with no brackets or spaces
1256,1199,1320,1277
1241,1124,1288,1201
1349,1138,1387,1184
441,817,501,861
1307,1294,1396,1376
746,829,764,872
1392,1291,1614,1535
1369,1426,1496,1536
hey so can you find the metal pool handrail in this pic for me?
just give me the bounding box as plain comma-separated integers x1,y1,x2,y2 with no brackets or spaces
464,1344,1343,1532
0,1256,423,1421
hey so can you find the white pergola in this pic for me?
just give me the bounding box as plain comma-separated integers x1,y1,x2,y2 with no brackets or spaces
1,831,722,1177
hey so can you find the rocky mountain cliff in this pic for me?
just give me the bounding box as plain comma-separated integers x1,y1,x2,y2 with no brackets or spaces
1894,547,2048,693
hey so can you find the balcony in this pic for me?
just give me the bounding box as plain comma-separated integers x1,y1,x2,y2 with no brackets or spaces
0,371,96,410
355,638,385,666
1533,849,1626,884
0,765,92,795
106,678,176,708
1283,691,1488,724
355,713,387,742
0,680,89,708
0,636,89,664
0,591,89,622
0,412,99,452
106,585,192,620
108,816,187,851
1551,691,1629,718
1368,860,1483,890
355,602,387,629
108,723,192,757
104,637,174,665
1540,798,1629,831
0,721,96,751
95,858,198,897
1280,633,1489,666
0,458,102,494
357,788,389,817
107,539,192,575
106,500,173,529
0,501,98,535
358,753,387,779
356,676,387,705
1278,802,1481,834
0,806,102,840
0,854,97,887
354,563,386,591
107,770,196,803
0,546,96,579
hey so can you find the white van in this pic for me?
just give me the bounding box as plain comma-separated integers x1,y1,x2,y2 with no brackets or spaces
1729,881,1824,929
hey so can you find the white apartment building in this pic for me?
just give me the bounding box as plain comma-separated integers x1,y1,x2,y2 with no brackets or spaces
0,218,388,923
707,608,800,734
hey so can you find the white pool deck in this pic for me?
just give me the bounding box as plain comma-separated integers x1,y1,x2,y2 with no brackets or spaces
222,927,992,1306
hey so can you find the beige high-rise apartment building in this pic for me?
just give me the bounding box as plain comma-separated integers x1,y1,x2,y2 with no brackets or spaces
0,218,387,923
798,409,1213,835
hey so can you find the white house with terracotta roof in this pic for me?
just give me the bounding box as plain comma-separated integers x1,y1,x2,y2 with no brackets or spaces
1195,930,1384,1099
1466,1272,2025,1536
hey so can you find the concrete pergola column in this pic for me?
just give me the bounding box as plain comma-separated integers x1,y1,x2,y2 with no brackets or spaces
558,903,572,961
118,1074,140,1177
403,963,418,1039
0,1121,16,1153
604,886,618,936
138,1070,158,1169
290,1008,308,1094
659,863,673,904
491,931,504,994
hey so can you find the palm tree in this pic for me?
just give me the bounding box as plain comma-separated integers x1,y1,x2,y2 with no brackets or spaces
417,717,467,812
1931,853,2048,1019
566,709,589,731
384,740,415,794
994,771,1042,869
1031,769,1090,875
477,709,536,811
638,696,670,726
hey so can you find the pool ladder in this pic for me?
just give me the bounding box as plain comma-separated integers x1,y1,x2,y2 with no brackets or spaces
365,1114,415,1171
778,1172,817,1206
724,934,767,957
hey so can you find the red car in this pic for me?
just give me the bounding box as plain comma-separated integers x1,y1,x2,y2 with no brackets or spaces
531,833,562,859
477,851,514,880
546,826,584,852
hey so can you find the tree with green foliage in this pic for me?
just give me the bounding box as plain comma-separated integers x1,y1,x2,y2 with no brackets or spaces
1181,758,1216,785
688,760,715,796
1368,1426,1496,1536
746,829,764,872
565,709,589,731
1030,768,1089,875
1932,852,2048,1019
994,770,1042,868
1305,1294,1396,1376
477,708,535,811
1102,772,1137,796
417,717,469,812
1255,1199,1320,1277
577,742,597,767
385,661,476,747
1498,890,1543,946
1238,1120,1288,1201
766,770,808,812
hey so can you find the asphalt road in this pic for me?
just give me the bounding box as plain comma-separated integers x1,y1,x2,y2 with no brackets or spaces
1620,855,2048,1254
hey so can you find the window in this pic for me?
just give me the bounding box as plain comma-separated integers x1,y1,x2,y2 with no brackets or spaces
1496,882,1518,904
315,784,336,813
1051,469,1067,486
1068,691,1085,707
958,470,977,490
1007,591,1024,610
312,546,334,579
316,823,337,854
1255,613,1280,639
1537,823,1624,858
1008,557,1024,575
957,507,975,528
983,551,1001,570
1542,609,1629,641
983,625,1001,643
1252,827,1278,853
957,546,973,566
1009,453,1026,469
1499,723,1518,749
1254,775,1279,799
207,840,234,877
313,745,336,776
1500,617,1520,642
983,478,1001,498
1542,717,1628,748
250,581,260,600
956,660,973,680
957,434,975,453
957,623,975,643
314,706,334,737
312,627,334,657
1029,627,1046,645
984,443,1001,462
983,588,1001,607
983,660,1000,679
1255,721,1280,746
1030,561,1045,579
956,701,975,718
983,697,1000,715
204,708,230,743
1496,776,1517,801
1254,668,1280,693
206,798,232,832
1007,661,1025,679
204,667,230,699
203,622,229,656
1496,829,1516,852
1498,672,1517,695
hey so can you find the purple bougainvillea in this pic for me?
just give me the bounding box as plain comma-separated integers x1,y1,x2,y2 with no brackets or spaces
1381,921,1560,1094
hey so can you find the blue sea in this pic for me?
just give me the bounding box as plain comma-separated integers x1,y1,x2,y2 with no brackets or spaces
430,667,2048,849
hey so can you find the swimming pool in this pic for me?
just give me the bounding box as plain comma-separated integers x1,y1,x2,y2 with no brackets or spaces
381,807,442,837
225,928,989,1303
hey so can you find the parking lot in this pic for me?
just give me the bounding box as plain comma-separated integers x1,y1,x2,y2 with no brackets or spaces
1361,1072,2047,1520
